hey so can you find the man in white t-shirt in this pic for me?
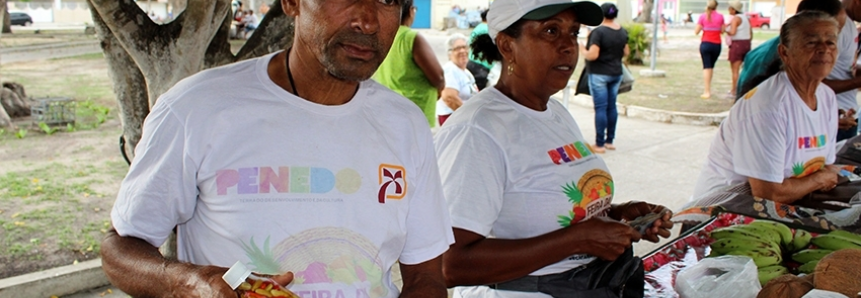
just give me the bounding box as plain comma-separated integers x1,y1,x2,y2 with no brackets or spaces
100,1,454,297
692,11,842,204
823,1,861,141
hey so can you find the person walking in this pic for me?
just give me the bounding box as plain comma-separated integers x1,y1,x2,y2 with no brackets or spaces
374,0,445,127
726,1,752,98
694,0,725,99
581,3,629,153
98,0,455,296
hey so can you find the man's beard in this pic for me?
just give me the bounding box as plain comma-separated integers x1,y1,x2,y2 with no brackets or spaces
320,30,387,82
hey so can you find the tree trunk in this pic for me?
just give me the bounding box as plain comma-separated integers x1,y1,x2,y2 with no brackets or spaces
88,5,149,160
0,0,11,128
2,2,9,34
638,0,653,23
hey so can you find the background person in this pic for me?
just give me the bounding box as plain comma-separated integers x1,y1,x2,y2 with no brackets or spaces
736,0,845,99
581,2,629,153
468,10,492,90
436,0,673,297
436,33,478,126
374,0,445,127
692,11,841,204
99,0,455,296
694,0,725,99
726,1,752,98
826,0,861,141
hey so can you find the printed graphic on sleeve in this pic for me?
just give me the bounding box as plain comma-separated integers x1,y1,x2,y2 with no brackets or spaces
557,169,614,227
743,87,757,100
378,164,406,203
241,227,388,298
791,156,825,178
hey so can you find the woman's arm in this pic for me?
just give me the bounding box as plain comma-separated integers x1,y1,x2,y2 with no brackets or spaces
582,44,601,61
727,16,741,36
442,220,640,287
440,88,463,111
623,44,630,59
748,165,840,204
694,24,703,35
412,34,445,95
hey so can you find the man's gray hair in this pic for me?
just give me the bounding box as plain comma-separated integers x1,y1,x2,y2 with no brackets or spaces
780,11,839,47
446,33,468,50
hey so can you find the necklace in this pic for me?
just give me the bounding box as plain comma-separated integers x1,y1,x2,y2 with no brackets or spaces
285,49,298,97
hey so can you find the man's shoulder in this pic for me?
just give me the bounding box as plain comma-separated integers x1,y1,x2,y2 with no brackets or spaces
160,55,268,106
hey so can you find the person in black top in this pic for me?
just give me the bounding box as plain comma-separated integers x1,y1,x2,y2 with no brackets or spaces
580,2,629,153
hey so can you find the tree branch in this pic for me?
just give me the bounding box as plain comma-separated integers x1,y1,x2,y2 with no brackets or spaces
204,5,236,68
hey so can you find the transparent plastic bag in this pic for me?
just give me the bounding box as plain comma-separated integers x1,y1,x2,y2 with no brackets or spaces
674,255,761,298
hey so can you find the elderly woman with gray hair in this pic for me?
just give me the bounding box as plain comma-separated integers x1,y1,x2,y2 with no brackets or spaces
692,11,841,204
437,33,479,126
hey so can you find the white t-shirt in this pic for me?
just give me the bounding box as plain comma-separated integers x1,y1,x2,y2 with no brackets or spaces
436,61,478,116
692,72,837,200
111,51,454,297
826,19,858,111
435,88,614,298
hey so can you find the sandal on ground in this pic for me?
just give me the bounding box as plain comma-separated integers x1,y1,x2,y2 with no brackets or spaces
591,144,606,154
700,94,711,99
605,144,616,150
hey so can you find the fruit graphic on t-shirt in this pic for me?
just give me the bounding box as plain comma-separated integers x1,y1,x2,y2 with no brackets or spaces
791,156,826,178
557,169,614,227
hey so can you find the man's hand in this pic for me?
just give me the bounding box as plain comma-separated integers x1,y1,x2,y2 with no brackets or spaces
839,109,857,130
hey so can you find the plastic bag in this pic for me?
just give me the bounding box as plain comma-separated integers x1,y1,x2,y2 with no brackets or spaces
674,255,761,298
801,289,850,298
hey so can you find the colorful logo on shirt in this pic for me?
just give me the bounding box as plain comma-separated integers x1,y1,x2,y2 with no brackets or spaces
798,135,827,149
792,156,826,178
557,169,613,227
378,164,406,203
216,166,362,195
241,227,388,298
547,141,594,165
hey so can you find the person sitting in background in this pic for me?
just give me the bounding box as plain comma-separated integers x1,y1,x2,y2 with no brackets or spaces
435,0,673,296
737,0,845,99
373,0,445,127
436,33,478,126
241,10,259,39
467,10,492,90
692,11,841,204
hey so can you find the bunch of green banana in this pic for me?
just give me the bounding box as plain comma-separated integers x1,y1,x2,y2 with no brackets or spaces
787,229,812,252
708,223,784,268
810,231,861,251
758,265,789,286
747,219,794,246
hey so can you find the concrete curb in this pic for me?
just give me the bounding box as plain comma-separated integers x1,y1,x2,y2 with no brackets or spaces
0,259,110,298
570,94,728,126
0,40,100,54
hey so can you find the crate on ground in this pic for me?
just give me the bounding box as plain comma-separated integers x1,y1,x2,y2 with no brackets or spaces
30,97,75,126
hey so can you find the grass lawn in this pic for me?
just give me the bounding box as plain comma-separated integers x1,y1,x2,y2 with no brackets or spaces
0,52,124,279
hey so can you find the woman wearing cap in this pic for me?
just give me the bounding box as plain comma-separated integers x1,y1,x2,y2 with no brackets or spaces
726,1,752,98
692,11,841,204
580,2,629,153
694,0,725,99
434,0,673,297
437,33,479,126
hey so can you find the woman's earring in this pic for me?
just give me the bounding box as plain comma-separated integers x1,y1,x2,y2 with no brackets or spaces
507,62,515,75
